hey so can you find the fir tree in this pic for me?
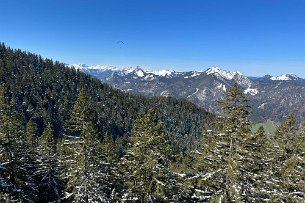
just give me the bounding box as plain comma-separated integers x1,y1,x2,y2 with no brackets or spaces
59,89,107,202
120,109,173,202
241,126,274,201
195,83,252,202
36,123,62,202
99,132,120,200
0,84,38,202
270,115,305,202
26,118,38,153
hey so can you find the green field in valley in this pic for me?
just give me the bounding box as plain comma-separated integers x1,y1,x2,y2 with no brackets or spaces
251,119,277,137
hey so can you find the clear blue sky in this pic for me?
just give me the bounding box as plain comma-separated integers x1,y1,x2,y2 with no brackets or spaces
1,0,304,77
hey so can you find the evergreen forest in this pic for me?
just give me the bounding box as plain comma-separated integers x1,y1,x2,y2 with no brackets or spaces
0,43,304,202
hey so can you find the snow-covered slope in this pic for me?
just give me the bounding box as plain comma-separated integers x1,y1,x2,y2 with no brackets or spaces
205,67,242,80
147,69,176,77
205,67,251,88
69,64,137,73
270,74,300,81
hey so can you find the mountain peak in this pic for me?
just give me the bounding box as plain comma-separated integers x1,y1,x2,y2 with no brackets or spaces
69,63,139,73
131,67,145,77
270,74,300,81
147,69,176,77
205,67,243,80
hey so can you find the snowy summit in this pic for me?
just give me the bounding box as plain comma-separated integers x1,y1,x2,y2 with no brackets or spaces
270,74,300,81
205,67,243,80
147,69,176,77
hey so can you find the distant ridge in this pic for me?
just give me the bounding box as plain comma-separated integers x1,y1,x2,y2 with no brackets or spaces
69,64,303,81
71,64,305,123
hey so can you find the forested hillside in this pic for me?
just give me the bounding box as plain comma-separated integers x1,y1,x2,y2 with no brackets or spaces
0,43,212,149
0,43,304,202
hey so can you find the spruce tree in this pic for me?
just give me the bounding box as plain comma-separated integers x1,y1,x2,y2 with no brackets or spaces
119,109,173,202
36,123,62,202
241,126,274,201
26,118,38,153
270,115,305,202
0,84,38,202
195,83,252,202
59,89,106,202
99,132,119,200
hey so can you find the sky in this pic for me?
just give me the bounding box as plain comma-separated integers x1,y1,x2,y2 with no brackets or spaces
0,0,304,77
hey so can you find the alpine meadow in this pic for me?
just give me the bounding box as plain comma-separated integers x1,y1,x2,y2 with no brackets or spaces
1,0,305,202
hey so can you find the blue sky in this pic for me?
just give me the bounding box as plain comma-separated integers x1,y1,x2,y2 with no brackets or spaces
0,0,304,77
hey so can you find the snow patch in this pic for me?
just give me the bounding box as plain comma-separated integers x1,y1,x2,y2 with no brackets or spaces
187,88,199,98
144,74,155,80
244,87,258,95
135,69,144,77
217,84,227,92
160,90,170,97
174,172,187,177
190,71,203,77
258,103,267,109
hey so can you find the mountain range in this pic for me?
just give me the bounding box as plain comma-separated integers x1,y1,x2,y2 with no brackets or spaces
70,64,305,123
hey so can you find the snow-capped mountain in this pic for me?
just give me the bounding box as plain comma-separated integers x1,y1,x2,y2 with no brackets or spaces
70,64,305,123
68,64,139,78
69,64,179,78
205,67,241,80
270,74,301,81
205,67,252,88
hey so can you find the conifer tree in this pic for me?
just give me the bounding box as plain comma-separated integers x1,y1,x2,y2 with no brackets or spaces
195,83,252,202
39,123,56,156
0,84,38,202
36,123,62,202
26,118,38,153
168,151,195,202
192,127,224,202
120,109,174,202
241,126,274,201
219,83,252,202
270,115,305,202
275,115,296,155
100,132,119,199
60,89,106,202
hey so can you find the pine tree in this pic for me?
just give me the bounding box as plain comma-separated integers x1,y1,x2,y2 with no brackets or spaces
192,127,225,202
275,115,296,156
39,123,56,156
270,115,305,202
26,118,38,153
59,89,106,202
195,83,253,202
65,88,93,137
99,132,120,200
36,123,62,202
119,109,174,202
241,126,274,201
168,150,197,202
0,84,38,202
